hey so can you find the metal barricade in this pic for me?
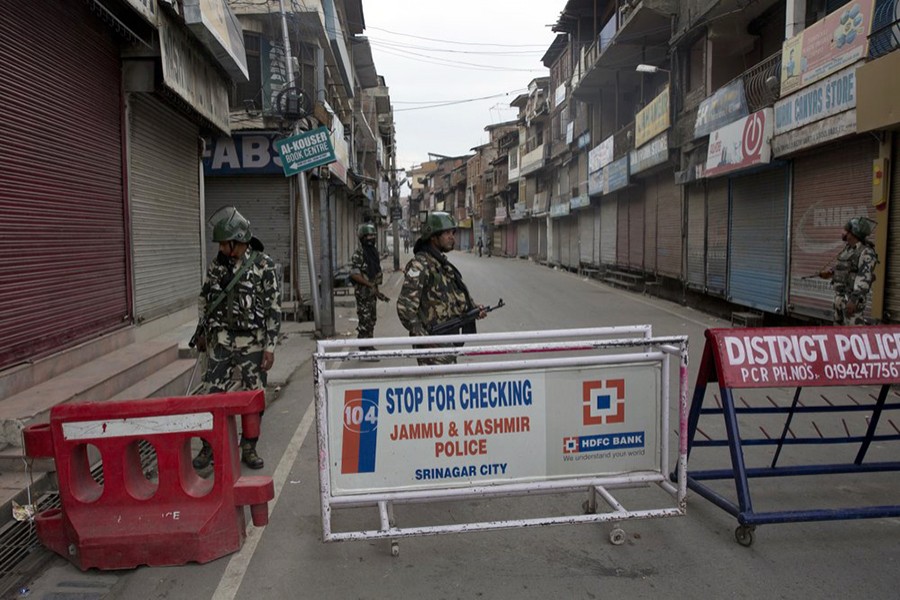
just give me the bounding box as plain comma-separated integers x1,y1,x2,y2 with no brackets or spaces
685,326,900,546
314,326,688,554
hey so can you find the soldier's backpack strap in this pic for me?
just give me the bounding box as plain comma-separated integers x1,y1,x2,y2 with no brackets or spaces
203,250,260,320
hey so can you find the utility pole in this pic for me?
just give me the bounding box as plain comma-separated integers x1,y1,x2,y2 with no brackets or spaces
277,0,322,334
390,150,400,271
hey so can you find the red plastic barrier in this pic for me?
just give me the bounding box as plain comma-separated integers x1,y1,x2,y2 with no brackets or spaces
24,390,275,570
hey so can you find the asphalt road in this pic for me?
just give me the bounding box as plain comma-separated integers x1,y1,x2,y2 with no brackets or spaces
23,250,900,599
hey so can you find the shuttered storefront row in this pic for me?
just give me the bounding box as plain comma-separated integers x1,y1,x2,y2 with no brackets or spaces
129,94,201,323
616,193,629,267
686,183,706,289
643,179,658,274
707,178,729,296
600,197,617,265
0,2,128,369
884,135,900,321
789,137,877,320
204,177,294,300
655,173,682,278
728,166,790,312
578,209,594,266
628,189,645,270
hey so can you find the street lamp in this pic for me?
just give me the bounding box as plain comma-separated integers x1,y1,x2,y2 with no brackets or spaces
636,64,669,73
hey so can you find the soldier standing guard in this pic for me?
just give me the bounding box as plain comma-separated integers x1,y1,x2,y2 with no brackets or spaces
820,216,878,326
397,212,485,365
192,207,281,469
349,223,384,349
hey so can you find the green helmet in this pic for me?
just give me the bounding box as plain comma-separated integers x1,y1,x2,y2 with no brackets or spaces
846,217,875,240
419,211,457,241
358,223,376,238
210,207,252,243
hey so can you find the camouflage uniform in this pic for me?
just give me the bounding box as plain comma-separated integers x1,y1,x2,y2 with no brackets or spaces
832,241,877,325
200,248,282,393
350,245,383,339
397,249,471,365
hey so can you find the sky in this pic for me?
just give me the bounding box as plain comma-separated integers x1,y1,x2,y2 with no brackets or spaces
361,1,561,173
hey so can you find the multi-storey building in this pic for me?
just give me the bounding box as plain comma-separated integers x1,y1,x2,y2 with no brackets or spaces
201,0,393,331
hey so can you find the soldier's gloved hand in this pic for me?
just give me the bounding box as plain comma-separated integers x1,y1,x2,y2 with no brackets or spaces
819,270,833,279
261,351,275,371
195,335,207,353
476,305,487,319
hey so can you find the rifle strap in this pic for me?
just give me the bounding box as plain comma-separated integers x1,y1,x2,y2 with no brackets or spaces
202,250,260,322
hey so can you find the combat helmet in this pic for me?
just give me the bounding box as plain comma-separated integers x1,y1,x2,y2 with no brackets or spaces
358,223,377,238
210,207,252,243
845,216,876,241
419,211,457,241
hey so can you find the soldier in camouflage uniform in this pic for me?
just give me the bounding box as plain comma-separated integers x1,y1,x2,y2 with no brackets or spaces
193,207,281,469
820,216,878,325
349,223,383,349
397,212,485,365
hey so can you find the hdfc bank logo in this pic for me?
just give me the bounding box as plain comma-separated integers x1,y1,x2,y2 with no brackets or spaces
582,379,625,426
563,436,580,454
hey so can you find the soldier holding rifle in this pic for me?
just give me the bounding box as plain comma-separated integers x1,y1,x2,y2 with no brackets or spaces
397,212,490,365
819,216,878,326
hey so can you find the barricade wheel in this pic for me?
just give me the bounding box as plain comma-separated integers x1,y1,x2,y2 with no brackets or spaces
609,528,626,546
734,525,755,547
390,541,400,557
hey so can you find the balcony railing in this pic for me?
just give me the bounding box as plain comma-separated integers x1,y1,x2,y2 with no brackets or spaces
870,0,900,58
613,121,635,159
599,12,617,53
740,50,782,113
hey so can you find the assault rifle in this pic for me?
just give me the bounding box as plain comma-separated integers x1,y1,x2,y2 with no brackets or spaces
430,299,505,336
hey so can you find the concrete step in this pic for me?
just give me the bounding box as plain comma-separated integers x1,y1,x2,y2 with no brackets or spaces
0,327,135,402
0,341,178,448
0,359,197,473
110,358,199,401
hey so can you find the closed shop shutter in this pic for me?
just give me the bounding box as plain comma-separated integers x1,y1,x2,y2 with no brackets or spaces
558,219,570,266
600,197,617,265
790,137,877,320
728,166,790,312
686,183,706,289
706,178,729,296
628,189,645,270
129,94,201,323
505,223,517,257
884,135,900,321
0,2,127,369
579,209,594,265
643,180,658,273
567,217,580,268
529,220,540,260
592,205,602,265
656,173,682,278
517,223,529,257
617,193,629,267
205,177,300,299
538,219,547,261
493,226,503,256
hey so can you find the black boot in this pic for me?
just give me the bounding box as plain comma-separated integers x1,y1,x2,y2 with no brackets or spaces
240,437,264,469
192,440,213,469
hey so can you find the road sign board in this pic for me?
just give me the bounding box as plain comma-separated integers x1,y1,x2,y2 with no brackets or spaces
274,127,336,177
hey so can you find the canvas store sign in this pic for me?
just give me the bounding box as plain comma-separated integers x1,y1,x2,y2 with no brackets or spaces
774,63,859,134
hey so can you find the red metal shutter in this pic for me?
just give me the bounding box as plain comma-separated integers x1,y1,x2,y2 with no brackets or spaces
0,2,127,369
789,137,877,320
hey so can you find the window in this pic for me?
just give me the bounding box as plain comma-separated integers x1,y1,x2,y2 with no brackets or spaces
688,35,705,94
231,32,262,111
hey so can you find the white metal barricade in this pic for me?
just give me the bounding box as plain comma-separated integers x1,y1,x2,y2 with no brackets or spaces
314,326,688,554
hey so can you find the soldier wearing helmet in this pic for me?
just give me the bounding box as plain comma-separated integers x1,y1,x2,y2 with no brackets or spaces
820,216,878,325
397,211,485,365
193,207,281,470
349,222,385,349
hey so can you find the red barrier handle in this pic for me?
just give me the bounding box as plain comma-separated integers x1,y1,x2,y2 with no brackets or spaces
23,423,54,458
